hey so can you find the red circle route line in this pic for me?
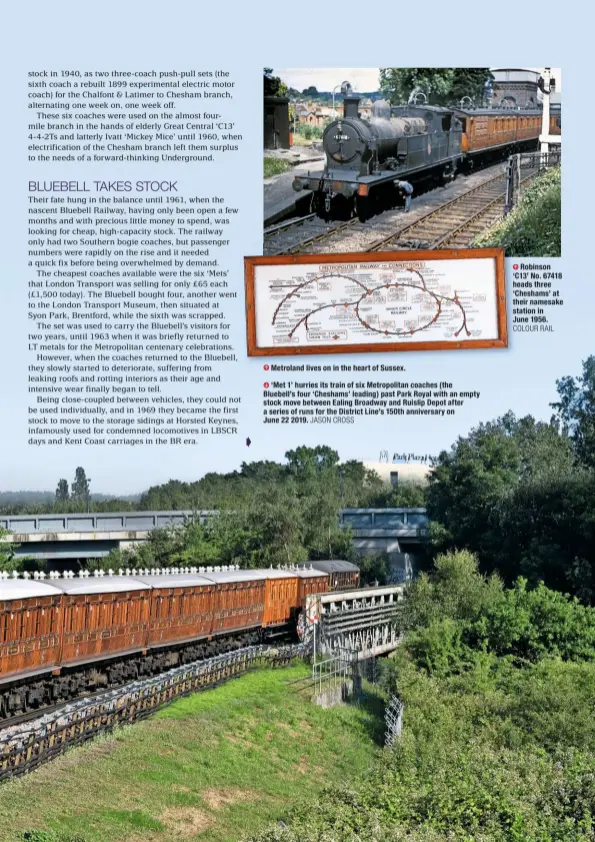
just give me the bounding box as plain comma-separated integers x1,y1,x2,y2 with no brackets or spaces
272,269,471,340
271,273,368,326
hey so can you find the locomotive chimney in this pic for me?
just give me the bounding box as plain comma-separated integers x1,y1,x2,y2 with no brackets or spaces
343,95,361,118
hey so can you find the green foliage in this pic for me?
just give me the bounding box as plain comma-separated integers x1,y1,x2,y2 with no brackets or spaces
369,481,427,508
424,411,595,599
474,166,561,257
551,355,595,469
89,448,388,571
357,552,390,586
0,494,137,516
264,68,287,97
403,551,595,671
294,123,323,140
471,578,595,662
403,550,504,631
379,68,492,105
249,552,595,842
70,467,91,508
55,479,69,502
0,527,19,572
264,157,292,178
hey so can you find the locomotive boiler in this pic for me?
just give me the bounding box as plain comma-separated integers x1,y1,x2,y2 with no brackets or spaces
293,95,463,220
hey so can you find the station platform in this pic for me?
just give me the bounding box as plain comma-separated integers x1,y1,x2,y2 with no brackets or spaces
264,148,324,227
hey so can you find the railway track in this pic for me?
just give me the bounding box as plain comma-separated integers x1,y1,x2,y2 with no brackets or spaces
365,169,538,252
264,213,358,256
264,165,541,256
0,643,306,782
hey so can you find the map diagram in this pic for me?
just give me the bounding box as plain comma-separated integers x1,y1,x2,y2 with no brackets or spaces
247,254,506,355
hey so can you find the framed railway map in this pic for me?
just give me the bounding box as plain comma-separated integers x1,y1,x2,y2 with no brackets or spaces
245,248,507,356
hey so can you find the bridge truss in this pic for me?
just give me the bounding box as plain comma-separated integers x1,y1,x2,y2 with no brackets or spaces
304,584,404,660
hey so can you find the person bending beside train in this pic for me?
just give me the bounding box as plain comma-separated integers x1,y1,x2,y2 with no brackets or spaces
395,180,414,212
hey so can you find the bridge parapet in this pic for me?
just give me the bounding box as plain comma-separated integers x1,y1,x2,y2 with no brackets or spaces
304,584,404,660
0,510,203,536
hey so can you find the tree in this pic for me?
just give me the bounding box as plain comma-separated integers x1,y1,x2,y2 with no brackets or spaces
301,86,318,98
71,467,90,508
140,478,202,510
0,528,18,572
370,481,427,508
379,68,492,105
264,68,287,98
55,479,69,503
426,412,574,565
493,468,595,601
239,460,289,484
551,356,595,468
285,445,340,477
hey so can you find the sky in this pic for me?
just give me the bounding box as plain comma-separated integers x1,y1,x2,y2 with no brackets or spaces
277,68,562,93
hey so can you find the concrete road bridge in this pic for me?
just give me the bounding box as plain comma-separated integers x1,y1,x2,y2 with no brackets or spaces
0,507,428,566
0,511,202,561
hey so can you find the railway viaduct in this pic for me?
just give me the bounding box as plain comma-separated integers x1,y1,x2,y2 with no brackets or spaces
0,508,428,574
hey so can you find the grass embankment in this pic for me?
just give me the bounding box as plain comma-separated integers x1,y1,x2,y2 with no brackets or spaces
248,554,595,842
1,663,383,842
250,656,595,842
474,165,561,256
263,158,293,178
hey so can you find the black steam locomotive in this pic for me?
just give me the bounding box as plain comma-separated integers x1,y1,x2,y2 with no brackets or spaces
293,93,544,220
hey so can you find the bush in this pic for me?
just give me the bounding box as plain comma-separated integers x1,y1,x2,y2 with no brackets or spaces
403,550,504,631
474,166,561,256
357,552,390,586
248,653,595,842
295,124,323,141
247,550,595,841
264,157,292,178
470,578,595,662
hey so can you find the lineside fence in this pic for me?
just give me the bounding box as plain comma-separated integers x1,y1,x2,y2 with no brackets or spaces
0,642,306,782
505,151,561,214
384,694,404,747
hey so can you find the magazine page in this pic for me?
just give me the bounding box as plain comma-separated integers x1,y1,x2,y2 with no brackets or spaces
0,7,588,842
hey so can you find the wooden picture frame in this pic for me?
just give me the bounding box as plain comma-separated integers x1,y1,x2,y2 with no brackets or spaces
245,248,507,357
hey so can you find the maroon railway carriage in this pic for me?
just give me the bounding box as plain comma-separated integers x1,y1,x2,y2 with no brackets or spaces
0,562,359,709
0,579,63,683
57,576,151,668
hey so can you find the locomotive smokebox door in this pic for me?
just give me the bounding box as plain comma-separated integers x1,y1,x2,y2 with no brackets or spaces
324,122,361,164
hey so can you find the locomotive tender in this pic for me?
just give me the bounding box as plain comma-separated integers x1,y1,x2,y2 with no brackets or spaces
0,561,360,718
293,93,546,220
